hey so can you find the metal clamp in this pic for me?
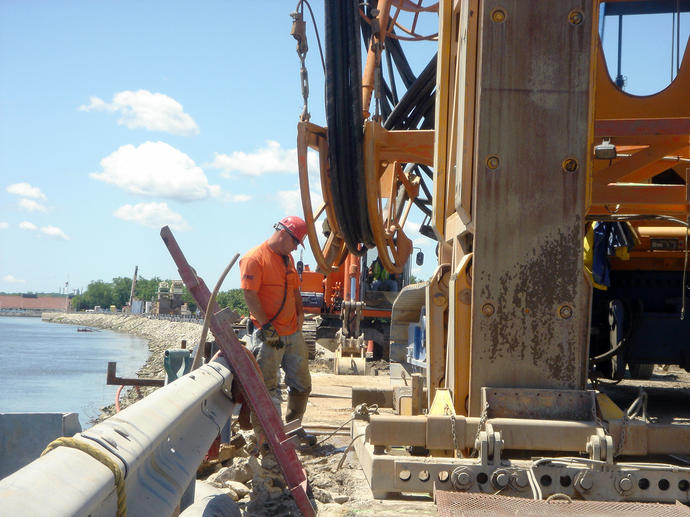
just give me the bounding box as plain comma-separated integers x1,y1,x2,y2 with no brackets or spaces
587,429,614,463
476,423,503,466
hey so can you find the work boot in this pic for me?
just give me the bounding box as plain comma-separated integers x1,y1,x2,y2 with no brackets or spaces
286,390,317,446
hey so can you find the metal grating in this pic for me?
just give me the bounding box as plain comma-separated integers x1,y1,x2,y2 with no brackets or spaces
435,491,690,517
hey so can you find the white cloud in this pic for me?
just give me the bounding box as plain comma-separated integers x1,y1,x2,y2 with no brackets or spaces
210,141,319,177
2,274,25,284
7,183,46,199
114,202,191,231
19,221,37,231
79,90,199,136
231,194,252,202
19,198,47,212
277,188,322,216
41,225,69,240
18,221,68,240
0,222,8,229
90,141,221,201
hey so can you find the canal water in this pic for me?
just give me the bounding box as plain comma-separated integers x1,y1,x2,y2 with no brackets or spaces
0,316,149,427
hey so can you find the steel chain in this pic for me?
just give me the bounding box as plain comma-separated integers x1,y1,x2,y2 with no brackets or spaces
615,413,628,458
591,398,608,434
473,401,490,457
445,404,459,455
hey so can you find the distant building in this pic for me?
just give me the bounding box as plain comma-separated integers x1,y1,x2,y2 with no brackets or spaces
153,281,185,315
0,295,69,312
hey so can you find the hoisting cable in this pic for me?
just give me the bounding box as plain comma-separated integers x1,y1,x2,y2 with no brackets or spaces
291,0,326,122
682,170,689,320
615,14,624,88
294,0,325,71
191,253,240,371
677,0,681,74
42,437,127,517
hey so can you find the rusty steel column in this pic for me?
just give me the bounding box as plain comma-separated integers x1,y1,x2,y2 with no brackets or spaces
467,1,595,415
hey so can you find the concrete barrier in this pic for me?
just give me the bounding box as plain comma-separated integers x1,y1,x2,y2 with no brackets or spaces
0,412,81,478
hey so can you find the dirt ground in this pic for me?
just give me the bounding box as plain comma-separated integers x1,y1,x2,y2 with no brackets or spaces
595,364,690,424
197,358,690,516
47,314,690,514
195,350,439,516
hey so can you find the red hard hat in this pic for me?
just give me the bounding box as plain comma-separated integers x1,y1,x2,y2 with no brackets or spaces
275,216,307,245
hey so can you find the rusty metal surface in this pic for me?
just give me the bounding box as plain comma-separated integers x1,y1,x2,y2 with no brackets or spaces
468,0,593,415
435,491,690,517
106,361,164,387
482,387,596,421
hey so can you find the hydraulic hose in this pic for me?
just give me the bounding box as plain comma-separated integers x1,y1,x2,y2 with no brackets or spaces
191,253,240,371
590,337,628,364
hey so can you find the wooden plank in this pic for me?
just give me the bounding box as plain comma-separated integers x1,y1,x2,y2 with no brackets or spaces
432,0,454,240
454,0,480,228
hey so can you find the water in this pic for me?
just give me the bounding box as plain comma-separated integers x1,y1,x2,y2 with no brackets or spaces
0,316,149,427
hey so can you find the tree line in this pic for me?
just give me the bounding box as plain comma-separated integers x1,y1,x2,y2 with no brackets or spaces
70,276,248,316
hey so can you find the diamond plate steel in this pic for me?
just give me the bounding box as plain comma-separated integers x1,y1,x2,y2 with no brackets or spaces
435,491,690,517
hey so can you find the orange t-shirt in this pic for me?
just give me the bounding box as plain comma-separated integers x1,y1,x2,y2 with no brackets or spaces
240,241,299,336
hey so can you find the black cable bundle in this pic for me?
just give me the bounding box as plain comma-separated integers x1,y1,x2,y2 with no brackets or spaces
324,0,372,254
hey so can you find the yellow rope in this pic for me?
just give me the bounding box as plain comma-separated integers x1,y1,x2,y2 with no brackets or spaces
42,436,127,517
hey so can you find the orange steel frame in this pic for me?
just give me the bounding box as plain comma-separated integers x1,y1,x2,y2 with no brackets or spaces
589,26,690,218
300,1,690,406
299,253,396,319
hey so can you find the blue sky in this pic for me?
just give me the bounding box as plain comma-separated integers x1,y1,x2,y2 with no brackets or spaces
0,2,687,294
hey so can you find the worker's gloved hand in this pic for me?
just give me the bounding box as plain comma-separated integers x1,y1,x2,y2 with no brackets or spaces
258,322,282,348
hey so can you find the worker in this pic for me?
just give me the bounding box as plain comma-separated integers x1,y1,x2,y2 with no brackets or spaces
240,215,316,446
368,256,398,291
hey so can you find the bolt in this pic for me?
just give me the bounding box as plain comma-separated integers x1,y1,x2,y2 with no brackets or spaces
619,476,633,492
433,293,448,307
451,468,474,490
493,471,510,489
568,10,584,25
512,471,529,489
486,155,500,170
559,305,573,319
399,469,411,481
481,303,495,317
562,158,578,173
491,9,506,23
578,472,593,491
